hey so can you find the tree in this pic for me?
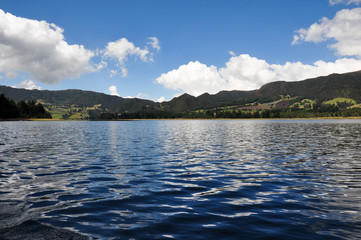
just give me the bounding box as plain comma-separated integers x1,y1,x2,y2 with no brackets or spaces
0,94,19,118
0,94,51,119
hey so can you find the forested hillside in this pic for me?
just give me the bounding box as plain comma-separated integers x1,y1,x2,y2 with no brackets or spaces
0,94,52,119
1,70,361,119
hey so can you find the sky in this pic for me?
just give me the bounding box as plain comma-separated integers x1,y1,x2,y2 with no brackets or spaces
0,0,361,102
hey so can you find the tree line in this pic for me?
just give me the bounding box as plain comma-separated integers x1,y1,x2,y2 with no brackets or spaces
99,103,361,120
0,94,52,119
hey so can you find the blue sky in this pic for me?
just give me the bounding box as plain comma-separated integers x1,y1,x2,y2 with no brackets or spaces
0,0,361,102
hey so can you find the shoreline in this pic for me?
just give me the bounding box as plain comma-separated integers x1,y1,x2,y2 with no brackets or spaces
2,116,361,121
122,116,361,121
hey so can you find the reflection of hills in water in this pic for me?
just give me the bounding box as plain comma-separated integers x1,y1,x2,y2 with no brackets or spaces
0,201,88,240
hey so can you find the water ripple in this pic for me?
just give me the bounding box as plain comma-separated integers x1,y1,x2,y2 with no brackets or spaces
0,120,361,239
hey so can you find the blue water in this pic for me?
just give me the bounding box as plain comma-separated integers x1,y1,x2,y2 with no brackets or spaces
0,119,361,239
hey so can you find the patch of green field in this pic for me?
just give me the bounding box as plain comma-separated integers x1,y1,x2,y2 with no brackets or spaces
348,103,361,109
279,94,292,100
301,99,315,104
50,111,65,119
324,98,356,106
69,112,88,120
42,103,102,119
250,102,259,106
43,106,67,119
289,99,315,109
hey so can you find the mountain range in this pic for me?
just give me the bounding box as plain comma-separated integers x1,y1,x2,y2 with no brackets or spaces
1,70,361,118
161,70,361,112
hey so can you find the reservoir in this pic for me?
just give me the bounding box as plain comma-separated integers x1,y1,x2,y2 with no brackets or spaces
0,119,361,239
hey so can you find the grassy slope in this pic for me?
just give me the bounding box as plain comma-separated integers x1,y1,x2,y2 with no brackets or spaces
324,98,356,106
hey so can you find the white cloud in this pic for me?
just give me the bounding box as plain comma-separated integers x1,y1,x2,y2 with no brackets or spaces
123,93,166,102
0,10,159,84
93,60,107,72
292,8,361,57
329,0,361,5
157,96,165,103
0,9,95,84
109,85,120,96
109,68,127,78
156,61,226,96
156,54,361,96
103,38,153,77
15,80,41,90
330,0,345,5
109,70,117,78
122,93,151,100
156,8,361,97
104,38,151,63
220,54,277,90
121,67,128,77
147,37,160,51
136,92,149,99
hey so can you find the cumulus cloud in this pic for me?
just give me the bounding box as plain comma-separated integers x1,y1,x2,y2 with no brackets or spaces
123,93,151,99
156,54,361,96
109,85,120,96
0,9,161,84
147,37,160,51
156,61,226,96
104,38,154,77
136,92,150,99
0,9,95,84
329,0,361,5
220,54,277,90
15,80,41,90
157,96,165,103
292,8,361,57
157,7,361,96
104,38,152,63
156,8,361,97
103,37,158,78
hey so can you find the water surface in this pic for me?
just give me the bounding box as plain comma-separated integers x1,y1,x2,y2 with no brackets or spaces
0,119,361,239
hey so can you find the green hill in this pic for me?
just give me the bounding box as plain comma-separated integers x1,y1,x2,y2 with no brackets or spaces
159,70,361,112
252,70,361,102
160,91,250,112
0,86,157,119
0,86,156,109
1,70,361,119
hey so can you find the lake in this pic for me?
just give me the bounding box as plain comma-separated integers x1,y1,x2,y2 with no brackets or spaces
0,119,361,239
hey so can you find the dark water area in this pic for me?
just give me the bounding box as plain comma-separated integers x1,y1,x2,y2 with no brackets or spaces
0,119,361,239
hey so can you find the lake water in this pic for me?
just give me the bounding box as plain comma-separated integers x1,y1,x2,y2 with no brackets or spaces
0,119,361,239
